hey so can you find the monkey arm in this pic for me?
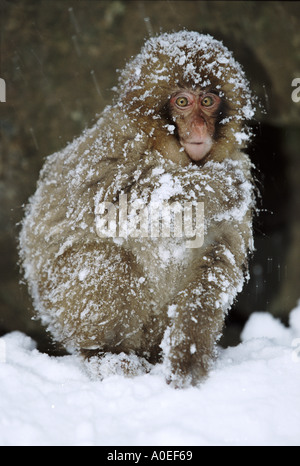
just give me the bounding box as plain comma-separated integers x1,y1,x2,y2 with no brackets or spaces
161,215,252,388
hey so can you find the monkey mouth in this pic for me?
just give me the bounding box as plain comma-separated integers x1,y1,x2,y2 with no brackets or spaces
182,139,204,144
184,141,205,148
181,139,212,161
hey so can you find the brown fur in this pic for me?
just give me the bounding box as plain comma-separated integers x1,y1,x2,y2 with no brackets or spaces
20,32,256,387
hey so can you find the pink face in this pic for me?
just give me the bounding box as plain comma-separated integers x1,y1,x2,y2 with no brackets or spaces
169,90,221,161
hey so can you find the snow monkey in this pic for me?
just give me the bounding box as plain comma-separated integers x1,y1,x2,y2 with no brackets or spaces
20,31,256,387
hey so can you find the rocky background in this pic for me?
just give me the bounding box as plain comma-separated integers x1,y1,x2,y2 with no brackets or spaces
0,0,299,352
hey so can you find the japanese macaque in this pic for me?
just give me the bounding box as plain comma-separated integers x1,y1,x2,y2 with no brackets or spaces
19,31,256,387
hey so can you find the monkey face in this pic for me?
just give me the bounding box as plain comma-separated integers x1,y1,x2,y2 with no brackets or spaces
169,90,222,161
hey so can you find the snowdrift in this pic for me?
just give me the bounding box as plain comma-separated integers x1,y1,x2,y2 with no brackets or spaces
0,303,300,446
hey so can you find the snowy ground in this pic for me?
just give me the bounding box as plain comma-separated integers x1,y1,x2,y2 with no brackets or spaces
1,303,300,446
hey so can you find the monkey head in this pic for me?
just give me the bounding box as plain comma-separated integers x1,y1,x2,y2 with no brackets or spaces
117,31,255,163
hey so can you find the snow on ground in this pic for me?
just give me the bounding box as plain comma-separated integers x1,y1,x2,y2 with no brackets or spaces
1,303,300,446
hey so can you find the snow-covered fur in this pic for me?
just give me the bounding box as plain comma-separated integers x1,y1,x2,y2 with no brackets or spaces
19,31,256,387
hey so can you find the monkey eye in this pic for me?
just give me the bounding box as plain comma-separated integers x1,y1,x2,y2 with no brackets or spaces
175,96,189,107
201,95,214,107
